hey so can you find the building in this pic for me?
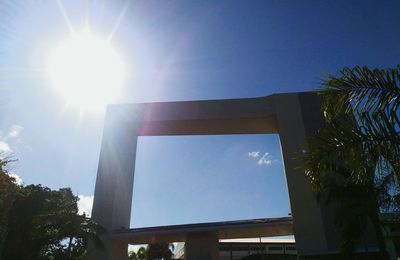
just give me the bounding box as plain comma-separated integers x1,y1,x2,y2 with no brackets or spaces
175,237,297,260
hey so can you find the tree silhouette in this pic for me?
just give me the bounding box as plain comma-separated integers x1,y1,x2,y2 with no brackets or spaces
0,161,104,259
0,158,19,260
303,66,400,258
129,243,174,260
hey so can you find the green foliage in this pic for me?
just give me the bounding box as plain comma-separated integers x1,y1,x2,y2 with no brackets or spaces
0,158,20,258
129,243,174,260
137,246,148,260
129,246,147,260
321,66,400,180
304,66,400,257
0,161,104,260
128,250,138,260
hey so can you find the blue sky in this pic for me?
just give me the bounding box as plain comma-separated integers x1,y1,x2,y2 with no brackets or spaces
132,134,288,227
0,0,399,227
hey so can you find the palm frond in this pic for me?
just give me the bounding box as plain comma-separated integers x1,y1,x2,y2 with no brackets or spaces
321,66,400,118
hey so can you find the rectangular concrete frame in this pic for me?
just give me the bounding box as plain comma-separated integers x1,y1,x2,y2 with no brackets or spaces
89,92,375,260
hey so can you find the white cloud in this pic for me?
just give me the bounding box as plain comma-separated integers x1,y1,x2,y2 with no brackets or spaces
0,141,11,153
257,152,277,165
248,151,260,158
8,125,23,138
78,195,94,217
8,172,22,185
248,150,279,166
0,124,24,155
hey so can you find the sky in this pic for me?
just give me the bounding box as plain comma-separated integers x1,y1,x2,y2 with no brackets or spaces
0,0,400,229
132,134,288,227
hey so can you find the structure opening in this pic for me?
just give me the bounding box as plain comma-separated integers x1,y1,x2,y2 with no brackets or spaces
130,134,291,228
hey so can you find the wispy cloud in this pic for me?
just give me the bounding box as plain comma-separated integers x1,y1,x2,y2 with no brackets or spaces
0,124,29,158
0,141,11,153
257,152,274,165
248,151,260,158
248,151,279,166
8,125,23,138
78,195,94,217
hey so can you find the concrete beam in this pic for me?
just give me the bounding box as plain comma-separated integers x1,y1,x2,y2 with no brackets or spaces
109,217,293,245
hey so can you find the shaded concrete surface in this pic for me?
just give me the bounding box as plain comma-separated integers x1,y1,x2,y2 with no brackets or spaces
109,217,293,245
185,232,219,260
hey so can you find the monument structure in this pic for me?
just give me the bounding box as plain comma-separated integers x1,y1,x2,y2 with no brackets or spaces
89,92,379,260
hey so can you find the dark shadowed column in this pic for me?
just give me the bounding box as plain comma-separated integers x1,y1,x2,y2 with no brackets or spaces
185,232,220,260
275,93,331,256
89,108,138,260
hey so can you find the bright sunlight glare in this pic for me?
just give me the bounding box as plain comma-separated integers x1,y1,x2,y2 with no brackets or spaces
48,30,125,111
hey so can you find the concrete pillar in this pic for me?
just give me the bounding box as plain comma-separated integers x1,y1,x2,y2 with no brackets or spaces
185,232,220,260
275,93,333,256
275,92,383,257
89,109,138,260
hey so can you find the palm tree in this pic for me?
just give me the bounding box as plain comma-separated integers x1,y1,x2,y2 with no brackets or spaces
137,246,147,260
303,66,400,257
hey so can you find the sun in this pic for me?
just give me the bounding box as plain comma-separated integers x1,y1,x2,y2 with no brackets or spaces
48,30,125,111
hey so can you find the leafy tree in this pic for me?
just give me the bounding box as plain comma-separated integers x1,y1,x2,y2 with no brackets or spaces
128,246,147,260
137,246,147,260
129,243,174,260
303,66,400,257
1,183,103,259
128,250,138,260
0,158,19,260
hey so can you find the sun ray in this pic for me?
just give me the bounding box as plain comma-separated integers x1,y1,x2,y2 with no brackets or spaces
107,0,132,43
55,0,75,34
84,0,91,30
